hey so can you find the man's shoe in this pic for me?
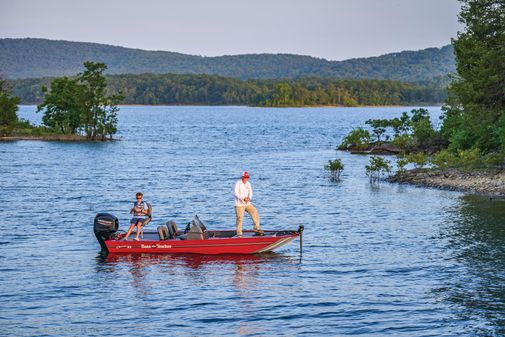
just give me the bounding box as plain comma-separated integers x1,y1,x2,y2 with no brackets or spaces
253,229,265,236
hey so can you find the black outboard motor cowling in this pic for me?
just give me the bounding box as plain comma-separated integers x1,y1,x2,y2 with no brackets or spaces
94,213,119,252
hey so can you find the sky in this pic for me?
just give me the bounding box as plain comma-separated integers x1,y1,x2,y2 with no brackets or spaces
0,0,463,61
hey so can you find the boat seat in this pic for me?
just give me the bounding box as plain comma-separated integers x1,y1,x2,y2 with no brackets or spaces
157,225,169,240
140,202,153,238
156,220,179,240
166,220,178,239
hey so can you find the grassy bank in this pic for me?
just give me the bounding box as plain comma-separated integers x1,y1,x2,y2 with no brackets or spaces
0,121,92,141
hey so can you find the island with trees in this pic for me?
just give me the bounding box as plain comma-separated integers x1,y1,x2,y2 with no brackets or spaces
0,61,121,141
334,0,505,196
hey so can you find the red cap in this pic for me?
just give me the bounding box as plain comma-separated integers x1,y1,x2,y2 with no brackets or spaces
242,171,250,178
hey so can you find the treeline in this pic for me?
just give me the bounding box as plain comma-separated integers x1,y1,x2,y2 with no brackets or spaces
11,73,447,107
0,38,455,82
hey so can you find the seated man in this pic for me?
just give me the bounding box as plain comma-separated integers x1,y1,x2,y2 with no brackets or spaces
124,192,150,241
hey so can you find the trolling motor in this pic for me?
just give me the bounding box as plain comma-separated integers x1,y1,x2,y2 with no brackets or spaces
298,225,304,255
94,213,119,252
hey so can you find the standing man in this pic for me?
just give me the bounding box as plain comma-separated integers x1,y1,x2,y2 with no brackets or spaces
234,171,264,237
124,192,150,241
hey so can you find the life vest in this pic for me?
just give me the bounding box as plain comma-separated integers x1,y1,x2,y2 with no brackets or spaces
132,201,148,217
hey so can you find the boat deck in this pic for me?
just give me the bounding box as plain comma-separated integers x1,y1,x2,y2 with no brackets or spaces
121,230,286,241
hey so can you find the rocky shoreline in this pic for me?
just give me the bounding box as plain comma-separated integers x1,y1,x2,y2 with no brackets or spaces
389,168,505,197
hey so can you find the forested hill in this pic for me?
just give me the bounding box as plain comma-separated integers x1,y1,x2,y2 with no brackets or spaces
0,38,455,82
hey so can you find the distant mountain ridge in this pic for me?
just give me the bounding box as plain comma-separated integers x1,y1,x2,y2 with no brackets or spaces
0,38,455,82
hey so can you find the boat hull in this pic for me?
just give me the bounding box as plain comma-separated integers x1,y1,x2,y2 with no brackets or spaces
105,233,299,255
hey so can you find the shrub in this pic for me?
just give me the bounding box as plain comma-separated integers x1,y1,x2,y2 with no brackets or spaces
431,149,454,170
365,156,392,183
395,156,409,174
432,148,486,171
339,127,371,150
411,118,437,148
391,134,413,150
405,152,428,169
325,158,344,181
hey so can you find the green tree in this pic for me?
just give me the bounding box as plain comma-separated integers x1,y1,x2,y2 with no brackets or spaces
338,127,371,150
271,83,293,106
365,156,392,183
405,152,428,169
80,61,122,140
395,156,409,175
365,119,389,142
37,77,85,134
324,158,344,181
391,112,410,137
409,108,438,148
37,61,122,140
441,0,505,153
0,78,20,126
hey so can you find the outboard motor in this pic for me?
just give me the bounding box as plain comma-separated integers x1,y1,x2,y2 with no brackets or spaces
187,215,208,240
94,213,119,252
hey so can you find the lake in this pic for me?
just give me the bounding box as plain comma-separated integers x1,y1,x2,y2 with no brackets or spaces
1,105,504,336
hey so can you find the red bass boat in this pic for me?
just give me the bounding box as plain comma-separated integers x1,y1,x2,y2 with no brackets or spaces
94,213,303,255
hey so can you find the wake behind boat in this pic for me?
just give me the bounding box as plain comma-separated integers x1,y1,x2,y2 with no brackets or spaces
94,213,303,255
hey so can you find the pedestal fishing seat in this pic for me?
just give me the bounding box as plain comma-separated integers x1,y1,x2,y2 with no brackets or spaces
139,202,152,238
157,220,179,240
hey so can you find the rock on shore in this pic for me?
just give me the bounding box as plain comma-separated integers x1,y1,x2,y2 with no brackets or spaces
339,142,402,155
390,168,505,197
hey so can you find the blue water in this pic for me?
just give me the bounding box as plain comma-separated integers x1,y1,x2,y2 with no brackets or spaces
1,106,504,336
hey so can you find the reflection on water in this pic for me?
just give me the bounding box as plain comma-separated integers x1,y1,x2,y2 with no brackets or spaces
441,196,505,335
94,252,297,335
96,253,295,292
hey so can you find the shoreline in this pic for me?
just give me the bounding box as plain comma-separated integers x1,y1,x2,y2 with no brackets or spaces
18,103,444,108
390,168,505,198
0,135,116,142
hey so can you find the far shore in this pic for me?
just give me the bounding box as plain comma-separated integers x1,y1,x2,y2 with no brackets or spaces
18,103,443,108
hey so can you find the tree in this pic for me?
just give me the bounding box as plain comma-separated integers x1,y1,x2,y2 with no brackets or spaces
441,0,505,153
37,77,85,134
0,78,20,126
80,61,122,140
409,109,437,148
325,158,344,181
338,127,371,150
365,119,389,142
37,61,122,140
271,83,293,106
365,156,392,183
391,112,410,137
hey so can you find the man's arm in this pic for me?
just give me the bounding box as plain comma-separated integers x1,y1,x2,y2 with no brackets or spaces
234,181,244,202
247,182,253,201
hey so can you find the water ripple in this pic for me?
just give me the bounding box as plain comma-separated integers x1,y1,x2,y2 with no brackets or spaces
1,106,503,336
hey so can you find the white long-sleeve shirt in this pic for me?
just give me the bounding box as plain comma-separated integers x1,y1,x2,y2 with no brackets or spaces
234,179,253,206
